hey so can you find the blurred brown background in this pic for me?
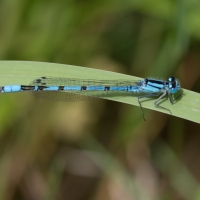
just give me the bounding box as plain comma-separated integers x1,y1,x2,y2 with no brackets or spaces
0,0,200,200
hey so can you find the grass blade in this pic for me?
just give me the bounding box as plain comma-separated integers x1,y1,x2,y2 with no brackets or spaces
0,61,199,123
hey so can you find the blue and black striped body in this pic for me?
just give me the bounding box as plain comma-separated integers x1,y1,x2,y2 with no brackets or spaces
0,85,142,93
0,77,180,94
0,76,181,120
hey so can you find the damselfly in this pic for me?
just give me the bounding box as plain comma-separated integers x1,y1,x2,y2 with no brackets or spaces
0,76,181,120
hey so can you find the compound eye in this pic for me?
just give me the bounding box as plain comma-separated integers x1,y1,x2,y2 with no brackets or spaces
168,76,175,82
171,81,176,88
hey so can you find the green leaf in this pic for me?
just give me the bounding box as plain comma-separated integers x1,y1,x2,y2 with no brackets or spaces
0,61,199,123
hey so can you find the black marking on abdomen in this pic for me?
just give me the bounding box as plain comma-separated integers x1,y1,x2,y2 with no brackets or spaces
59,86,64,90
38,86,48,90
104,86,110,91
81,86,87,90
21,86,35,91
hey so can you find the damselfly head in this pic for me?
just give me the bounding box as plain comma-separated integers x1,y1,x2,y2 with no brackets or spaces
168,76,180,93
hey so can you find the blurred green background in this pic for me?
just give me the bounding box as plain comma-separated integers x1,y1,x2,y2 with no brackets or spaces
0,0,200,200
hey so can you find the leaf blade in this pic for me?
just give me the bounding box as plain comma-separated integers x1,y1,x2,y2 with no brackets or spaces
0,61,199,123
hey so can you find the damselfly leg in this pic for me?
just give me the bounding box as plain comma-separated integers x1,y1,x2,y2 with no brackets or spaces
138,93,160,120
154,91,172,115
